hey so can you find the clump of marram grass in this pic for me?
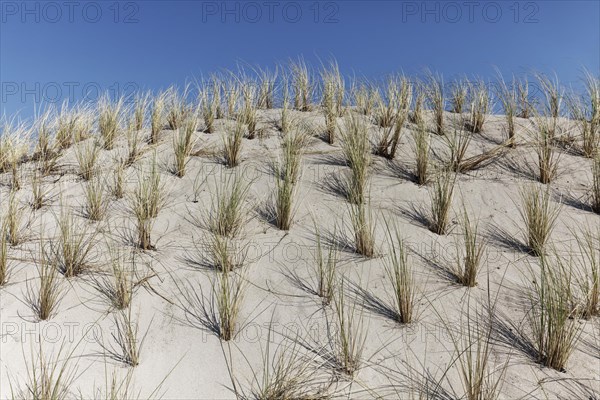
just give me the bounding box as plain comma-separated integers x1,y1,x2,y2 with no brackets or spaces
425,70,445,135
75,140,100,181
349,202,376,258
291,58,313,111
573,227,600,319
495,72,519,147
54,102,77,150
340,113,371,205
313,222,338,306
91,243,136,311
125,119,144,166
98,94,124,150
383,221,417,324
207,173,250,238
321,61,345,144
213,268,247,341
373,79,398,129
453,208,486,287
583,70,600,154
0,120,29,189
240,84,259,139
111,160,126,199
280,80,292,135
429,170,456,235
30,170,51,210
375,77,412,159
464,79,490,133
201,87,217,134
517,77,533,119
567,86,599,158
332,282,367,377
411,119,430,185
34,108,60,175
518,184,561,257
532,114,560,184
150,91,166,144
446,299,508,400
409,84,425,126
5,191,27,246
450,78,469,114
223,116,245,168
536,72,563,121
102,305,144,367
133,91,150,131
203,231,249,273
351,81,376,116
172,113,198,177
26,235,63,321
128,154,166,250
211,74,225,119
50,207,97,277
0,220,9,285
279,125,310,184
443,124,472,173
590,156,600,213
272,163,298,231
83,174,109,221
165,86,190,130
527,253,581,371
257,67,277,110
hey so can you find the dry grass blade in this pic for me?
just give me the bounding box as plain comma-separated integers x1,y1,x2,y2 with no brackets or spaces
279,124,309,184
133,91,150,131
165,86,190,130
517,78,533,118
102,305,144,367
91,243,137,311
111,159,126,199
518,184,561,256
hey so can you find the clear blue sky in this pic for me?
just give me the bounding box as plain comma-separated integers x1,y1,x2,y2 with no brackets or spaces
1,0,599,119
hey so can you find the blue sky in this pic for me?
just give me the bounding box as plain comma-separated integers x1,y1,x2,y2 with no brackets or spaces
1,0,598,119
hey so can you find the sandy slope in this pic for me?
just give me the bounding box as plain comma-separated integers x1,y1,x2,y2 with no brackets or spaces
0,109,599,399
